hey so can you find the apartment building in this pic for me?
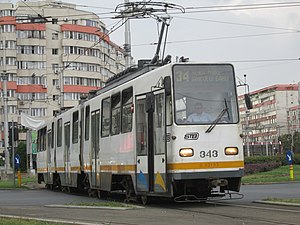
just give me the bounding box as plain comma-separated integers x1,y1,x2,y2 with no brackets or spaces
0,1,126,153
238,84,299,155
288,105,300,134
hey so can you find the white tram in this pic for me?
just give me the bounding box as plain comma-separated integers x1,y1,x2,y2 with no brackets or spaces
37,61,244,203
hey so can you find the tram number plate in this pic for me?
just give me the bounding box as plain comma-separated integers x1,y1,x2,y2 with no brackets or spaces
199,150,218,158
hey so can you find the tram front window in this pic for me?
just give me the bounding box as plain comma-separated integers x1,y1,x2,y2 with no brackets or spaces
173,64,239,125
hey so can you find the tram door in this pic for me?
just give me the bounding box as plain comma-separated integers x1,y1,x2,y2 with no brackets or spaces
64,122,71,184
136,91,167,193
91,110,100,187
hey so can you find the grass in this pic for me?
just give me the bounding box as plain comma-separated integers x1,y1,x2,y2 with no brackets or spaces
0,174,36,189
242,165,300,184
263,197,300,204
0,217,65,225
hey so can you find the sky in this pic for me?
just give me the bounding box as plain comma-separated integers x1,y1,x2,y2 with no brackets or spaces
6,0,300,92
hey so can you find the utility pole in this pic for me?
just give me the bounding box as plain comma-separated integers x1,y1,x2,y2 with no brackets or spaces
12,120,15,187
27,93,33,173
59,68,64,111
1,38,11,174
124,0,132,68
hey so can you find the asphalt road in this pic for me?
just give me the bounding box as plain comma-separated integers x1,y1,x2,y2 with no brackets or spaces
0,183,300,225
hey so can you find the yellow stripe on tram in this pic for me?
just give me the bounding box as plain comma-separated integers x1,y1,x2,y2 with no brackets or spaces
167,161,244,171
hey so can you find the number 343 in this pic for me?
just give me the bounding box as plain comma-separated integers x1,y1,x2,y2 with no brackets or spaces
200,150,218,158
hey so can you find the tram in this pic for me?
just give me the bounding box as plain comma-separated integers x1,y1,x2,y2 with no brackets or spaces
37,60,244,203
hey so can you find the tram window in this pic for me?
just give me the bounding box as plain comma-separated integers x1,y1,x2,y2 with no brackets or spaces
64,122,71,149
47,130,52,149
121,87,133,133
72,111,79,143
38,127,46,152
51,122,54,148
111,93,121,135
57,119,62,147
166,95,172,126
85,106,90,141
101,97,111,137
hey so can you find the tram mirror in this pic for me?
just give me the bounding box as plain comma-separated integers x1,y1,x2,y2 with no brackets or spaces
244,93,253,110
146,92,155,113
164,76,171,96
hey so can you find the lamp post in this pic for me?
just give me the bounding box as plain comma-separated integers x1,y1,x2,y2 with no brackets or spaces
11,121,15,187
1,37,11,175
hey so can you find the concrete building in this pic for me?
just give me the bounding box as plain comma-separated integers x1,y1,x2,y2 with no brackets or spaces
238,84,299,156
0,1,125,156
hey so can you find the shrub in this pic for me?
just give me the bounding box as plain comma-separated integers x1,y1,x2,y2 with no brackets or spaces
245,162,281,174
244,154,300,175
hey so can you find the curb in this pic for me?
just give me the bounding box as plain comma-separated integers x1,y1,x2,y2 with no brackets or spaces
0,214,100,225
253,200,300,207
45,204,144,210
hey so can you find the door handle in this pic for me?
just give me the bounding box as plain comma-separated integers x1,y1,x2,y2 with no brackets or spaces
137,159,141,164
162,158,165,163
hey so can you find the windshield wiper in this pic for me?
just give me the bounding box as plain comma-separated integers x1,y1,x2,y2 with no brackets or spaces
205,98,229,133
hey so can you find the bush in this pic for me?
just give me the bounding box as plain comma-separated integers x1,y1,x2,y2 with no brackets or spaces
244,154,300,175
245,162,281,174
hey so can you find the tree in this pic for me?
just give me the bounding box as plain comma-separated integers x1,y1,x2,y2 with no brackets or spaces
279,131,300,154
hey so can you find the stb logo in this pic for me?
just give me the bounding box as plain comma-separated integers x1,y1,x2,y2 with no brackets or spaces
184,132,199,140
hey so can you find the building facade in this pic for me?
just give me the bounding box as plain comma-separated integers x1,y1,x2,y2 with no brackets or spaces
238,84,299,156
0,1,125,154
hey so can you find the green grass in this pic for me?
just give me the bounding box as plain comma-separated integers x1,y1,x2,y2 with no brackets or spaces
0,217,65,225
0,175,36,189
263,197,300,204
242,165,300,184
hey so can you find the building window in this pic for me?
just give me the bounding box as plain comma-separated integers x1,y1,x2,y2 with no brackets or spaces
52,49,58,55
52,33,58,40
52,18,58,24
0,24,15,33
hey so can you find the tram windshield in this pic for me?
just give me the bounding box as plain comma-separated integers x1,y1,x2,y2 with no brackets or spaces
173,64,239,125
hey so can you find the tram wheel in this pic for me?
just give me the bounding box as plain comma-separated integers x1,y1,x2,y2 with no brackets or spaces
97,190,101,199
140,195,149,205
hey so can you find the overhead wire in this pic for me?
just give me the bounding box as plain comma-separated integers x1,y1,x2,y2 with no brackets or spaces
172,16,300,32
132,31,299,46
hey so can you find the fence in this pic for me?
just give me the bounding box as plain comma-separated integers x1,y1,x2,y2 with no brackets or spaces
243,143,282,157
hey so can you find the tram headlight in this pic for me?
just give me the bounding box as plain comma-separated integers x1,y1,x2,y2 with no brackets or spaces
179,148,194,157
225,147,238,155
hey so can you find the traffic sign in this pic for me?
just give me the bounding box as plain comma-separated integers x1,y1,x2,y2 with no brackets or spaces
14,154,20,169
286,150,293,165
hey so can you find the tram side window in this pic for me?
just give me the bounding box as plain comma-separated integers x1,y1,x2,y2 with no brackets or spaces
37,127,46,152
57,119,62,147
101,97,111,137
51,122,54,148
111,93,121,135
72,111,79,143
85,106,90,141
47,129,52,149
121,87,133,133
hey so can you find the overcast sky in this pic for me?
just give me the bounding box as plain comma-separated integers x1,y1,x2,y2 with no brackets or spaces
7,0,300,92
